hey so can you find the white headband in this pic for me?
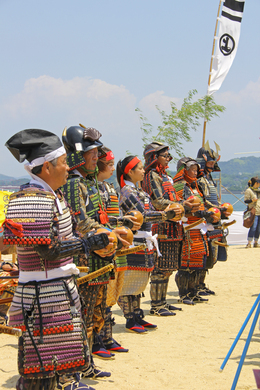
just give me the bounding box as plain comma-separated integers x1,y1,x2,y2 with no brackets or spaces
24,146,66,171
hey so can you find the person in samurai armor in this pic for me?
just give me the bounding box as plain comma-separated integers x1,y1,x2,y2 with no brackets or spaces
196,142,231,295
172,157,216,305
3,129,112,390
117,155,177,333
142,142,199,316
97,146,141,350
61,125,129,362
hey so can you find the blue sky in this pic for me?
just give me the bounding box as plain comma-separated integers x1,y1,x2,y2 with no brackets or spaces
0,0,259,177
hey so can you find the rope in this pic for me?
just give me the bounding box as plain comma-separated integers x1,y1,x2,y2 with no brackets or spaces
221,184,245,205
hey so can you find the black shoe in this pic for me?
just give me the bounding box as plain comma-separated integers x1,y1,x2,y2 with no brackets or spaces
125,313,147,334
199,283,215,295
104,338,129,352
92,335,115,359
204,287,215,295
178,295,195,305
134,308,157,329
57,374,96,390
198,290,210,296
165,303,182,311
150,306,176,316
192,294,208,303
85,368,111,379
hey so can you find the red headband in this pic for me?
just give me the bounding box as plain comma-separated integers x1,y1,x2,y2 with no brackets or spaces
120,156,141,187
105,151,114,161
98,150,114,161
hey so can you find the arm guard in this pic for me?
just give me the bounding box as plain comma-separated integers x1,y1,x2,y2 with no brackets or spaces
143,210,175,223
35,231,110,262
62,177,102,235
108,216,134,229
143,171,179,211
192,210,215,224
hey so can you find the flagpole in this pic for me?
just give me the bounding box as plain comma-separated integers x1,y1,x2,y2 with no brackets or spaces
202,0,223,147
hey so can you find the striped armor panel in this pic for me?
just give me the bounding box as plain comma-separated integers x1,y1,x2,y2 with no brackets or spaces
173,179,208,270
10,277,89,379
198,175,227,262
62,176,101,223
63,175,113,285
198,175,219,207
4,187,75,272
142,169,183,271
98,181,127,271
119,185,155,272
5,185,89,379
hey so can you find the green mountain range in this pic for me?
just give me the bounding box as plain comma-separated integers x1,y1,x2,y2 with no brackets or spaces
216,156,260,192
1,156,259,193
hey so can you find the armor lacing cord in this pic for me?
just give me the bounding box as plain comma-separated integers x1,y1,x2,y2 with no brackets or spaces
21,281,45,372
95,171,110,225
85,169,110,226
62,278,76,313
186,231,193,263
156,164,178,202
35,283,44,344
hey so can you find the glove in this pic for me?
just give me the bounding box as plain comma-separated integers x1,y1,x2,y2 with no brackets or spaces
204,211,215,224
164,209,176,220
83,231,110,252
119,217,134,229
220,207,229,220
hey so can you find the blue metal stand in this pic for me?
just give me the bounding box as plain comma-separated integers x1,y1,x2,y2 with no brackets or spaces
220,294,260,390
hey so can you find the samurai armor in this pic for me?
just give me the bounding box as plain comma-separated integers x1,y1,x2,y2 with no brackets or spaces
12,277,89,379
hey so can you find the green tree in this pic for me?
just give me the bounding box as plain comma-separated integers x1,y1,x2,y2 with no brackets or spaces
136,89,225,162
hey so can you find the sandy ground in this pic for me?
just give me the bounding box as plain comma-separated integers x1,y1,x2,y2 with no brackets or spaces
1,245,260,390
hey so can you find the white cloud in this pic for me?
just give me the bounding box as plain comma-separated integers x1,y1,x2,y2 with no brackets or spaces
1,75,260,177
139,90,181,113
0,75,143,175
2,76,136,118
218,77,260,105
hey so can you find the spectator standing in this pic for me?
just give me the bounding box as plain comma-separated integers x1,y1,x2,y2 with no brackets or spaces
244,177,260,248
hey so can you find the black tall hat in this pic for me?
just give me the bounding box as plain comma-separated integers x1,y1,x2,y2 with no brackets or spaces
5,129,64,164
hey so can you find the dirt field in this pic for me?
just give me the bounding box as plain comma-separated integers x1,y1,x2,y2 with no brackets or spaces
1,245,260,390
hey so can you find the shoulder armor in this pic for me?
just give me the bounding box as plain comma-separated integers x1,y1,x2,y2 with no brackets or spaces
173,180,185,199
61,176,82,215
3,188,55,245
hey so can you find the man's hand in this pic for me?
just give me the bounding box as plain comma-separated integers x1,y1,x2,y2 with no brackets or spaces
0,261,18,272
123,216,141,231
165,203,181,216
183,199,200,213
113,228,130,249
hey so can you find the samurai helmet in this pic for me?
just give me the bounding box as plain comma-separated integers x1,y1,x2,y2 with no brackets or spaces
62,124,103,154
62,124,103,171
196,141,221,172
176,156,200,173
143,141,171,172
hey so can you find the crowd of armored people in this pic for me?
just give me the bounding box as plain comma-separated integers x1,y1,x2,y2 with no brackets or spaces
0,125,234,390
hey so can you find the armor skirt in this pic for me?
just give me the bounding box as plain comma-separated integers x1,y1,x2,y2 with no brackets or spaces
152,221,182,271
180,229,208,270
9,277,89,379
120,270,150,295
